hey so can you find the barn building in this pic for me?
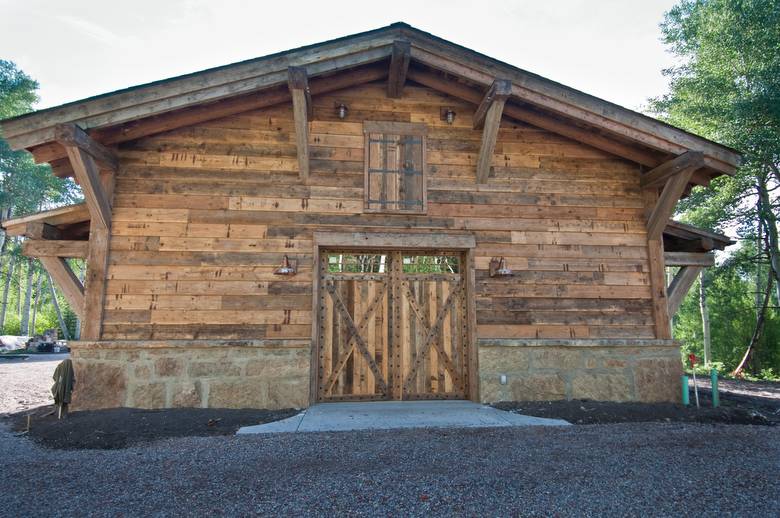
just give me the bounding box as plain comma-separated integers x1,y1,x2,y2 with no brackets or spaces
0,24,737,409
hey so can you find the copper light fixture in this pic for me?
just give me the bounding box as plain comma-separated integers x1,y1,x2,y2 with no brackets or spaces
274,255,298,276
489,257,512,278
336,103,348,119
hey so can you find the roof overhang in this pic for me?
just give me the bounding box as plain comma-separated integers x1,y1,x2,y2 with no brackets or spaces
0,23,741,184
1,203,90,240
663,220,734,254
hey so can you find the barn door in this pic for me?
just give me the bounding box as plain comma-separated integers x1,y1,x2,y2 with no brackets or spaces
316,251,469,402
397,254,468,399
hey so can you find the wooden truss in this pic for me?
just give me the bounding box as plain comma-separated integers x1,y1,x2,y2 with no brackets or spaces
12,124,119,337
474,79,511,183
640,151,707,335
387,40,411,98
287,66,312,181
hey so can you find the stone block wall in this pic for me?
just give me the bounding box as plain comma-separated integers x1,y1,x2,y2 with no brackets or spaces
70,342,310,411
478,340,682,403
69,339,682,410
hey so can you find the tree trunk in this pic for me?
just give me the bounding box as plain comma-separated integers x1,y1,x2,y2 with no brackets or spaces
732,266,774,377
699,270,711,365
20,259,34,336
757,175,780,304
46,273,70,341
16,260,22,317
0,207,11,253
0,255,15,333
30,271,43,335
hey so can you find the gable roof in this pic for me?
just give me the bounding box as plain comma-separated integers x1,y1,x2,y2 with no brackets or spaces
0,22,741,181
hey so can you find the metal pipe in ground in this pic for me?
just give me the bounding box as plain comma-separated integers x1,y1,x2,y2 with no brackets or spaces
711,369,720,408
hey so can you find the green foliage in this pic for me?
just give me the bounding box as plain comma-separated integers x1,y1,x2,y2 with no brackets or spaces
654,0,780,375
0,60,39,120
0,61,81,337
0,60,81,219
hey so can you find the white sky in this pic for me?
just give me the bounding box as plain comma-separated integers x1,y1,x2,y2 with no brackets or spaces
1,0,679,112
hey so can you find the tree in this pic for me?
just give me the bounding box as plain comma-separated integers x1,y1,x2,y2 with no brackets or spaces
0,61,82,337
652,0,780,376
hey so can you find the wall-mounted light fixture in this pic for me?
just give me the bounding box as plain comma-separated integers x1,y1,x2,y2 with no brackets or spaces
336,103,348,120
440,107,456,125
489,257,512,278
274,255,298,276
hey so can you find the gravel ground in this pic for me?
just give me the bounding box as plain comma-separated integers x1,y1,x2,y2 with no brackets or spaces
0,354,65,414
1,422,777,516
693,378,780,407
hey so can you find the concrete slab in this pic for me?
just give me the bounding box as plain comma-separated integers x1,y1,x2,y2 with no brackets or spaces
237,400,569,434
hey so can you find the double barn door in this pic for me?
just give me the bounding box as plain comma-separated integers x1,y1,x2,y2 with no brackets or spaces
316,250,470,401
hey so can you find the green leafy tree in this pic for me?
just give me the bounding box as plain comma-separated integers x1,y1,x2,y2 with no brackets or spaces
652,0,780,376
0,60,81,338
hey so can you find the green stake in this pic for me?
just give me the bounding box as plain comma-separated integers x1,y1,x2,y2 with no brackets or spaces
711,369,719,408
681,375,690,406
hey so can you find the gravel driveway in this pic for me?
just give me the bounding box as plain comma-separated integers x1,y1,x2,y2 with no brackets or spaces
0,354,64,414
1,422,777,516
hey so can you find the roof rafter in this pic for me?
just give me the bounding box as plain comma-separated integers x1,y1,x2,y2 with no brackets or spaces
288,66,311,181
31,64,390,176
473,79,511,130
387,40,411,98
0,22,741,179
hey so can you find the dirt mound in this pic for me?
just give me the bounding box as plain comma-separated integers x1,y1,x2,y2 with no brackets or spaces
4,406,298,449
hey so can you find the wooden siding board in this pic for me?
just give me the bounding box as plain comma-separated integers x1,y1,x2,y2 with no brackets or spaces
103,81,655,344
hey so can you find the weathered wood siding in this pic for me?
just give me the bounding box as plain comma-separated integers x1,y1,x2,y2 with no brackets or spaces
104,82,652,341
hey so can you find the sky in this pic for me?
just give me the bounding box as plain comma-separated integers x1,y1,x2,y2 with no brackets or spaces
1,0,680,113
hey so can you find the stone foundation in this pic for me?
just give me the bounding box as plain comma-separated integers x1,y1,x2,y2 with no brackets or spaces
478,339,682,403
70,339,682,410
70,341,311,411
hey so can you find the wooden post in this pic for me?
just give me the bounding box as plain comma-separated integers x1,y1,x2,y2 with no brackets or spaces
641,152,704,339
474,79,511,184
81,170,115,340
38,257,85,319
55,123,117,340
288,66,311,182
667,265,703,316
387,40,411,98
63,147,112,230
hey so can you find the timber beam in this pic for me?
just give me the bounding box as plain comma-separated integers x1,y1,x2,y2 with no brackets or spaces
645,160,700,241
641,151,704,189
664,252,715,267
288,66,311,181
475,79,512,184
55,123,114,230
387,40,411,98
54,123,118,171
667,265,703,316
38,256,85,319
24,222,62,240
406,68,664,168
473,79,512,130
32,64,391,173
22,239,89,259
